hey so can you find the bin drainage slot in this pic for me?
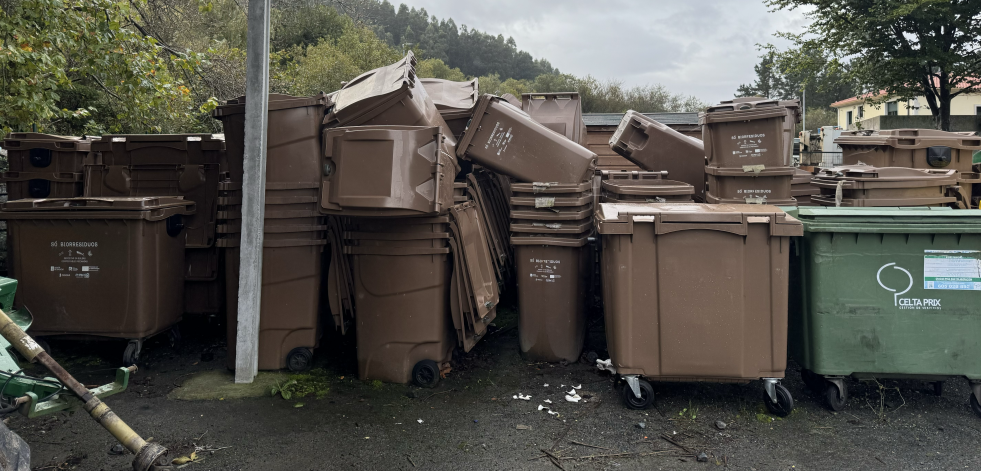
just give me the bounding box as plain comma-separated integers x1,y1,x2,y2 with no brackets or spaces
624,375,642,399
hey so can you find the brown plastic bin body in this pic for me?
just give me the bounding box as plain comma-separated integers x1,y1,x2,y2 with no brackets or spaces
791,168,819,206
700,101,791,168
320,126,456,217
212,93,328,183
718,97,801,163
83,163,219,248
596,202,801,381
837,129,981,173
2,133,92,173
457,94,596,183
513,237,589,363
608,111,706,201
1,172,83,200
0,197,194,338
810,166,959,207
184,279,222,314
521,93,586,145
224,242,324,370
705,166,794,202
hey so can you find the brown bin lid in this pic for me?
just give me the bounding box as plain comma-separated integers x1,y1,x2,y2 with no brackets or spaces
511,206,593,220
510,195,593,207
510,234,591,247
600,170,669,180
705,193,798,206
718,97,801,124
0,196,194,220
792,167,815,184
704,166,796,177
835,128,981,150
511,220,593,234
811,194,956,207
595,202,801,236
3,133,92,151
699,99,789,125
510,181,593,194
601,179,694,196
812,166,958,189
420,77,479,111
325,52,417,125
212,93,329,117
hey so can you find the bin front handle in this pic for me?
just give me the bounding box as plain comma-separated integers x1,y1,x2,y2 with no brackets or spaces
655,221,747,236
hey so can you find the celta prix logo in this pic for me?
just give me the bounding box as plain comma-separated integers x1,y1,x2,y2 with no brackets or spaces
876,263,941,310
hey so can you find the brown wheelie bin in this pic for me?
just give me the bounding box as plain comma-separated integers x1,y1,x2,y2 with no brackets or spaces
717,97,801,163
608,110,706,201
810,166,959,207
319,126,458,217
457,94,596,183
792,167,819,206
521,92,587,145
837,129,981,173
0,197,195,365
1,133,91,200
701,100,791,168
705,166,795,204
596,202,802,415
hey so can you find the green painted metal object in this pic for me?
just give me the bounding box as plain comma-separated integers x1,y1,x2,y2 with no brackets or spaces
0,276,131,418
790,207,981,380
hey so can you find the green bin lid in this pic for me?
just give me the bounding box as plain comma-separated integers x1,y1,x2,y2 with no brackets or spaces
796,207,981,233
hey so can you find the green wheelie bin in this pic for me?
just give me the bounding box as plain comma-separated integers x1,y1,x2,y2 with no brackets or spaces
789,207,981,416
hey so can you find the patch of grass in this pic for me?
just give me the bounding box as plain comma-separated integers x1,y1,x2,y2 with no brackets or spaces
370,379,383,389
271,368,331,400
678,400,699,422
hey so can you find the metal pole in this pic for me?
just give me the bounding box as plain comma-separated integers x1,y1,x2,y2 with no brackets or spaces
802,87,806,131
235,0,270,384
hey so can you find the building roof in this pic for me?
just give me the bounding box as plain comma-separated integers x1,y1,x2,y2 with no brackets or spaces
831,79,980,108
583,112,700,127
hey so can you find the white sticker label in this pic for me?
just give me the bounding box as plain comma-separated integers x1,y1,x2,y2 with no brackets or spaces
729,133,768,159
528,258,562,284
924,250,981,290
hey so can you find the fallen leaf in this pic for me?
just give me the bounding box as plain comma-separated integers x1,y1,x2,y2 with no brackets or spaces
294,402,304,408
516,424,531,430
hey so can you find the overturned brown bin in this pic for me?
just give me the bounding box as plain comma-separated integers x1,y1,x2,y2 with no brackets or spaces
608,110,706,201
319,126,457,217
0,197,195,365
457,94,596,183
596,202,802,415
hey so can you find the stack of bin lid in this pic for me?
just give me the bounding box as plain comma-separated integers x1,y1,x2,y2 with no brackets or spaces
421,78,479,141
810,165,959,207
521,92,587,146
700,98,796,205
600,171,694,203
467,168,512,280
608,110,706,201
457,94,596,184
1,133,92,200
510,181,594,240
792,167,820,206
319,125,457,217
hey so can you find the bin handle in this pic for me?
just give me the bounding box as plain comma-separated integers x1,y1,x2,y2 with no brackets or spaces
655,221,747,236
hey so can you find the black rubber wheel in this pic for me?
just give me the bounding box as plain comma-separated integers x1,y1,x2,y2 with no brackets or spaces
764,383,795,417
620,379,655,410
970,393,981,418
167,326,182,351
800,369,824,392
286,347,313,372
122,341,140,366
933,381,944,397
412,360,440,388
34,338,51,356
825,381,848,412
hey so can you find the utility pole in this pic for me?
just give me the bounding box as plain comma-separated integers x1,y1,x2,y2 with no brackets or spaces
235,0,270,384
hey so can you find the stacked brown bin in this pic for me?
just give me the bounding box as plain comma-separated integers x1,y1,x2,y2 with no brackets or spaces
85,134,224,315
810,165,960,207
595,202,802,414
700,98,799,205
1,133,90,200
213,92,329,371
421,77,479,141
0,197,195,364
792,168,819,206
836,129,981,208
599,172,695,203
608,111,706,201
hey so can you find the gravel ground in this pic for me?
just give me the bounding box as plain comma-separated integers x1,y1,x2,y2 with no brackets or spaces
9,310,981,471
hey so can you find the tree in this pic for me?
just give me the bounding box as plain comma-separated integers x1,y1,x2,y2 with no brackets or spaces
736,51,779,99
768,0,981,131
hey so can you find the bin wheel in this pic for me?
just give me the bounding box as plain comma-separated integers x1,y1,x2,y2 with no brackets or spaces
971,393,981,418
412,360,440,389
800,369,824,392
286,347,313,372
825,381,847,412
620,379,655,410
764,383,794,417
34,338,51,356
167,326,182,351
933,381,944,397
122,340,141,366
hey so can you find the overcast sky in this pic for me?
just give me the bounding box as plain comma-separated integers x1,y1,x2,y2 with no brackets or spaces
406,0,811,104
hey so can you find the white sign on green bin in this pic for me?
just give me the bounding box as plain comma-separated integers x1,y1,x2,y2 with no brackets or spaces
924,250,981,290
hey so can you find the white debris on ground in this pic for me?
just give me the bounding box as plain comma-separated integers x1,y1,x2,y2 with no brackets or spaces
597,359,616,374
512,393,531,401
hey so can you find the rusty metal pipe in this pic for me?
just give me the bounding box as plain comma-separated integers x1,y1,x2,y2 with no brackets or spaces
0,309,168,471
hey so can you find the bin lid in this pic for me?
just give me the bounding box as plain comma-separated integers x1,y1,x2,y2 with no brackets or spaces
325,52,417,126
795,206,981,233
521,92,584,143
2,133,92,151
601,179,694,196
212,93,329,117
718,97,801,124
812,165,958,189
699,99,790,125
595,202,802,236
420,77,479,111
510,181,592,194
834,128,981,150
0,197,195,222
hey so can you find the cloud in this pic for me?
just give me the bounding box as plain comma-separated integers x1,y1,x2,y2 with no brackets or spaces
403,0,809,104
